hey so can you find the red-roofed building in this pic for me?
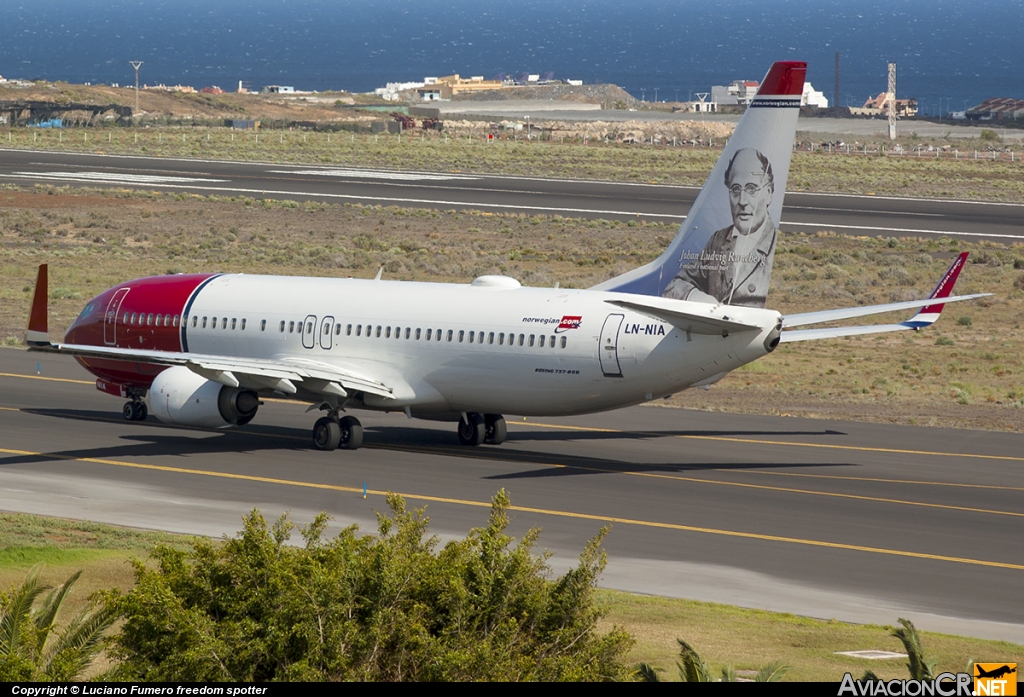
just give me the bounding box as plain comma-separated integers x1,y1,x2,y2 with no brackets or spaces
967,97,1024,121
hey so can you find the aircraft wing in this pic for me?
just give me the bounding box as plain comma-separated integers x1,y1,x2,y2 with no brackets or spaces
30,340,395,399
780,252,990,343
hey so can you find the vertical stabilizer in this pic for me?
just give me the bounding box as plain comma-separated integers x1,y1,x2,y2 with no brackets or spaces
592,61,806,307
26,263,50,346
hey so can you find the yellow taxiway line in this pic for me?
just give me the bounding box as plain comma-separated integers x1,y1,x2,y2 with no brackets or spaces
0,445,1022,572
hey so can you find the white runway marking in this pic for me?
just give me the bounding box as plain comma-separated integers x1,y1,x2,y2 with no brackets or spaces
269,168,478,181
1,171,1020,239
13,171,228,185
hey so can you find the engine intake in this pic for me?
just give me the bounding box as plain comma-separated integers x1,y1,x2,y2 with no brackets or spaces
149,366,259,428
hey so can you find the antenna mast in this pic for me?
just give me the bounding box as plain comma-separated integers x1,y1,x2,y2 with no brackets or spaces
887,62,897,140
129,61,143,115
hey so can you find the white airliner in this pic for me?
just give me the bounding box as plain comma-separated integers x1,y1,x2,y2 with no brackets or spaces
25,61,988,450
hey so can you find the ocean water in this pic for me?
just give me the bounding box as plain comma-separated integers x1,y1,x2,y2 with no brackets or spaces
1,0,1021,115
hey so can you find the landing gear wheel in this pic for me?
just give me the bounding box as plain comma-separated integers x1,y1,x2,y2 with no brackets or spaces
484,415,507,445
457,413,485,446
313,416,342,451
339,415,363,451
122,401,146,421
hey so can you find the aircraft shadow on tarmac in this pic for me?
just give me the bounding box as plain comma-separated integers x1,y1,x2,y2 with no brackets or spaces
5,408,855,476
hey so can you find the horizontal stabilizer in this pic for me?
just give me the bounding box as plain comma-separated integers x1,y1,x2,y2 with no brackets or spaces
782,293,990,329
780,252,988,342
606,297,761,336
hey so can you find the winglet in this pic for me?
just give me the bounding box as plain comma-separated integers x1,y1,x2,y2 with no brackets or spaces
905,252,969,328
26,264,50,346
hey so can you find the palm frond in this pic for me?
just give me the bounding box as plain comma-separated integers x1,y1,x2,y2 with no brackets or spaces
41,604,117,679
755,661,791,682
33,570,83,651
892,618,935,680
0,564,48,656
635,662,662,682
676,639,711,682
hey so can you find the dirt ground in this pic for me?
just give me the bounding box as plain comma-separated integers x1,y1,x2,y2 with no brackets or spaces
3,186,1022,433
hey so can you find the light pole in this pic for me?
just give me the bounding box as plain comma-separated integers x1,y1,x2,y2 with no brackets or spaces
654,87,658,103
640,88,645,103
525,115,530,139
129,61,143,115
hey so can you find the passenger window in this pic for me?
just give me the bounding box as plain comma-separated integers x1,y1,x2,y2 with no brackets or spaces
560,336,567,349
405,328,411,339
231,318,237,330
375,326,382,338
437,329,442,342
539,335,545,348
335,324,341,335
529,335,535,347
173,315,180,327
123,312,130,324
488,332,494,344
279,320,285,332
518,334,525,346
356,325,362,337
202,317,208,328
260,320,266,331
415,328,421,340
323,324,330,336
241,319,246,330
146,313,153,326
305,321,312,334
550,335,555,348
130,312,137,325
385,327,392,339
222,318,228,330
289,321,295,333
468,331,475,343
346,324,352,336
446,330,453,342
425,328,432,341
458,330,465,343
498,332,505,345
191,316,198,328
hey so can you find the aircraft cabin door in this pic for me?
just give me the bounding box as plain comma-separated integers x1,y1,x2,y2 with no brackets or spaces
319,316,335,350
301,314,317,349
103,288,130,346
599,313,624,377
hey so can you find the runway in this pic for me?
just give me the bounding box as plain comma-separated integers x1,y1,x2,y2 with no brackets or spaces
1,348,1022,642
2,148,1022,243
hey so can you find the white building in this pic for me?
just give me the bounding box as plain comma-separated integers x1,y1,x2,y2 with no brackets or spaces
802,82,829,108
374,81,425,102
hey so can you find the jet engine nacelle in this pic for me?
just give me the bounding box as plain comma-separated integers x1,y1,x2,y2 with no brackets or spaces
149,366,259,428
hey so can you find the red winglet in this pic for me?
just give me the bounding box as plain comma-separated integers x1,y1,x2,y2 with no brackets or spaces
919,252,969,314
27,264,49,337
757,61,807,96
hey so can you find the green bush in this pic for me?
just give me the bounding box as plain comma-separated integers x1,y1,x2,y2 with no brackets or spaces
104,491,633,681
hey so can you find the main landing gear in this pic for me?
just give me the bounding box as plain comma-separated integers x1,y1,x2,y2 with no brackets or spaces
312,410,363,451
122,390,148,422
457,413,506,446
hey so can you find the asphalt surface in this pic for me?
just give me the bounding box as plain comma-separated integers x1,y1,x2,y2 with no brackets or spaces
2,148,1022,243
2,348,1022,643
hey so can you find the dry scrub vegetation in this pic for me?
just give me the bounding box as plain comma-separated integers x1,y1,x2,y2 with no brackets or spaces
2,185,1022,431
